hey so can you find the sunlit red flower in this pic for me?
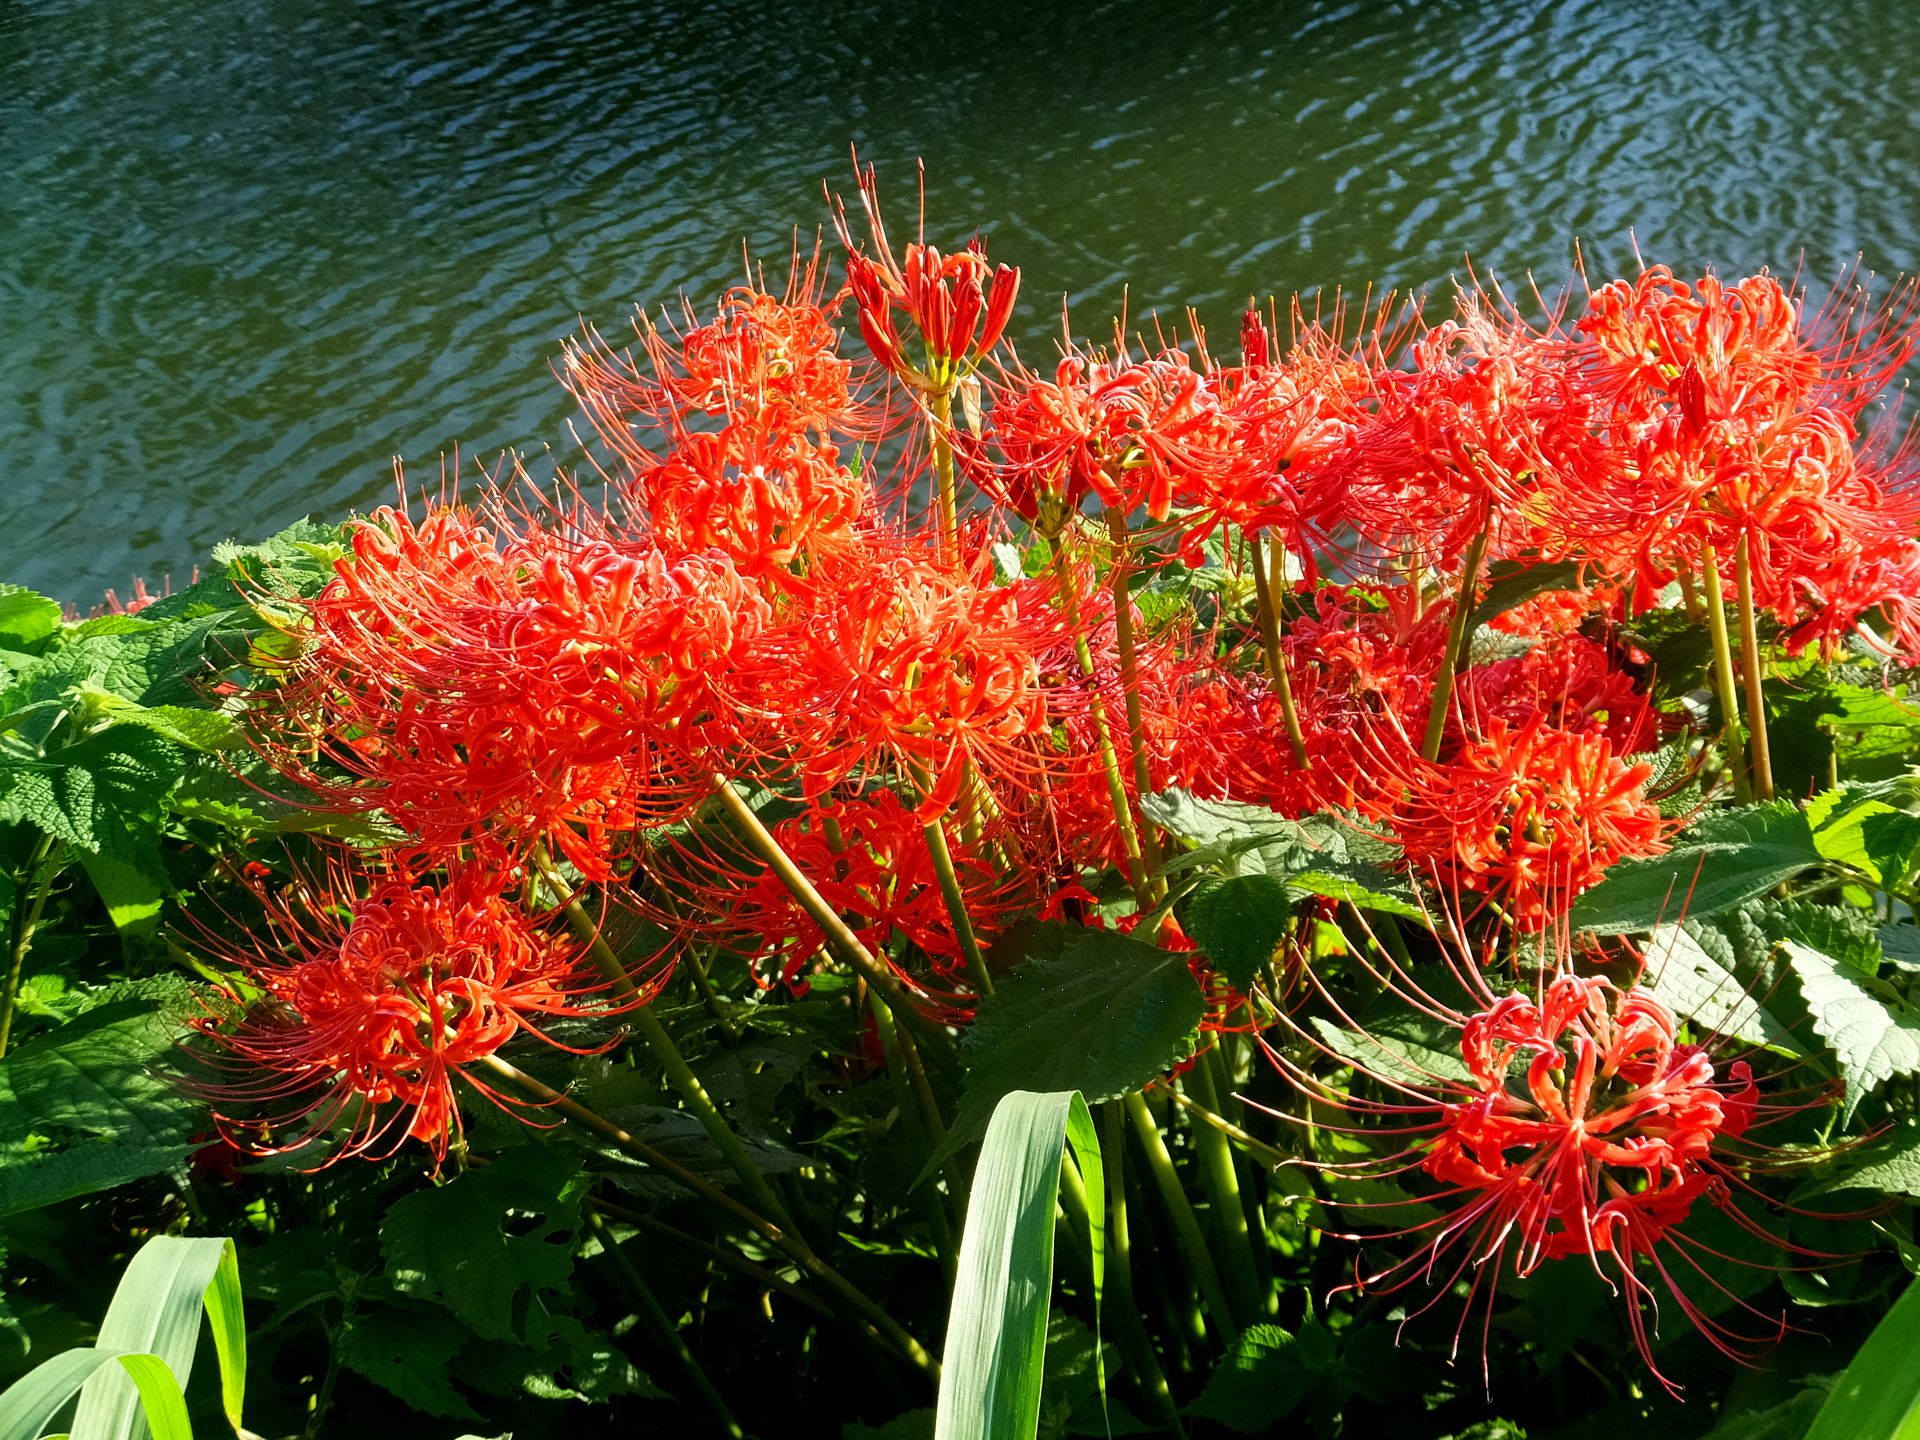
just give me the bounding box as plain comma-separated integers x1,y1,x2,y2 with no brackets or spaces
196,864,616,1163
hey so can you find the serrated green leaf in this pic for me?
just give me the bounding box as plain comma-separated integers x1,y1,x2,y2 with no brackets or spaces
5,1000,199,1147
947,931,1205,1152
0,1142,199,1217
380,1147,585,1342
0,727,186,853
336,1306,481,1420
113,705,238,753
1643,924,1808,1055
1311,1011,1475,1087
1187,1324,1308,1432
1187,874,1292,991
1572,802,1824,935
454,1312,663,1404
99,613,232,709
1784,941,1920,1121
1819,1122,1920,1196
0,588,62,655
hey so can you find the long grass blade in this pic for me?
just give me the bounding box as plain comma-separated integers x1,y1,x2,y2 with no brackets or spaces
1803,1277,1920,1440
110,1356,193,1440
0,1349,124,1440
71,1236,239,1440
935,1089,1102,1440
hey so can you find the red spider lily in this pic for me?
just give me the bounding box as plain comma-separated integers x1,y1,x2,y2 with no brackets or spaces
1265,955,1829,1391
1391,717,1671,933
961,348,1240,530
259,506,763,873
194,864,620,1164
1451,631,1664,756
835,163,1019,389
733,546,1059,815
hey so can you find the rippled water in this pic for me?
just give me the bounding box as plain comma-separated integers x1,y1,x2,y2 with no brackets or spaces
5,0,1920,602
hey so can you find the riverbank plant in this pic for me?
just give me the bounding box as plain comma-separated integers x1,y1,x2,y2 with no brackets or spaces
5,170,1920,1438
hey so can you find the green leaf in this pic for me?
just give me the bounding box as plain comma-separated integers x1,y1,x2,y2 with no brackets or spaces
1784,941,1920,1121
1467,559,1586,630
380,1146,585,1342
336,1306,482,1421
1643,924,1807,1056
1571,802,1824,935
113,705,238,753
1311,1011,1475,1088
5,1000,198,1147
949,930,1204,1152
934,1090,1102,1440
1187,874,1292,990
1801,1271,1920,1440
0,1349,125,1440
71,1235,242,1440
1819,1121,1920,1197
1186,1324,1309,1432
846,1412,937,1440
0,1142,199,1217
0,728,187,853
0,588,62,655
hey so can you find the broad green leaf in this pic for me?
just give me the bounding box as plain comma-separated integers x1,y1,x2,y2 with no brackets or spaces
380,1146,585,1342
107,1353,193,1440
1643,924,1807,1056
336,1306,482,1421
0,1143,199,1217
100,613,234,709
1883,924,1920,972
72,1235,240,1440
1186,1324,1308,1432
1571,802,1824,935
948,930,1205,1151
113,705,239,753
451,1312,663,1405
1187,874,1292,991
1785,941,1920,1121
76,843,172,935
0,1349,124,1440
0,728,186,854
1801,1271,1920,1440
934,1090,1101,1440
1311,1013,1475,1088
0,588,63,655
6,1001,199,1147
1466,559,1586,630
1819,1122,1920,1197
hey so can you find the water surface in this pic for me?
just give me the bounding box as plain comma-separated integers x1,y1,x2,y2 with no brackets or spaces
5,0,1919,601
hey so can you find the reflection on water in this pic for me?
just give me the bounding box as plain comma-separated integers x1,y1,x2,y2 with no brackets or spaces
4,0,1919,600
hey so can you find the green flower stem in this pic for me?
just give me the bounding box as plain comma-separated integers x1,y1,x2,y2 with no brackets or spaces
1734,534,1776,802
1123,1091,1234,1345
1183,1052,1263,1329
1420,524,1493,763
1050,542,1152,906
1699,544,1752,801
708,776,957,1071
0,835,64,1059
1103,507,1167,896
590,1197,833,1321
477,1053,941,1382
931,385,960,561
1099,1099,1185,1435
1249,533,1311,767
919,811,993,996
1155,1081,1294,1169
587,1206,746,1439
535,856,794,1231
869,994,958,1279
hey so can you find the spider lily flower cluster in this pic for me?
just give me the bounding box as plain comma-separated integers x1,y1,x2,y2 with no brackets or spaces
189,178,1920,1386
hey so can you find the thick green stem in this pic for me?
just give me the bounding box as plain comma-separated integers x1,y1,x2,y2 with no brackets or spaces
590,1198,833,1321
1249,534,1310,767
920,815,992,995
478,1054,940,1381
869,994,958,1278
1157,1082,1294,1169
1699,544,1751,801
587,1207,746,1439
1103,508,1167,895
1419,525,1493,763
1123,1092,1234,1345
1185,1052,1263,1329
1734,534,1775,802
931,386,960,561
0,836,63,1059
1050,542,1152,905
708,777,956,1070
1099,1101,1184,1433
536,857,793,1229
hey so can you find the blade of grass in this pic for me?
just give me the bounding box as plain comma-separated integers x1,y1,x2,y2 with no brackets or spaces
1802,1277,1920,1440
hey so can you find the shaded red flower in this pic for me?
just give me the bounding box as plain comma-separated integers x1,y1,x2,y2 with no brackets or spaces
196,864,616,1163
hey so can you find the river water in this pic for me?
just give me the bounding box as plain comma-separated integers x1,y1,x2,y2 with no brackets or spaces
4,0,1919,603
